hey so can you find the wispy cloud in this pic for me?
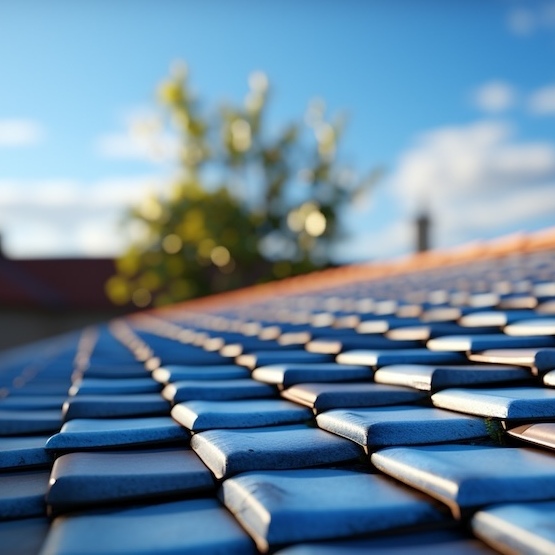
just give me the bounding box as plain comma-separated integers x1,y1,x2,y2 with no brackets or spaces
507,8,536,36
389,120,555,249
506,2,555,36
0,119,44,147
528,84,555,115
95,109,179,163
0,175,169,257
472,80,555,117
472,81,516,113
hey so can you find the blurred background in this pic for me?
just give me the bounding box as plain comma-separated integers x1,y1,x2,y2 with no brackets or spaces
1,0,554,349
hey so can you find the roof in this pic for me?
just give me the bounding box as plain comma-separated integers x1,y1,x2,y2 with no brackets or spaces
2,227,555,553
0,257,117,310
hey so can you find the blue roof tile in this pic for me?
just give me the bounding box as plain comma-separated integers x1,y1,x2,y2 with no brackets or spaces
3,231,555,552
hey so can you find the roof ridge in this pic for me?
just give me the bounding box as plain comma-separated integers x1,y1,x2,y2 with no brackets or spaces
144,225,555,315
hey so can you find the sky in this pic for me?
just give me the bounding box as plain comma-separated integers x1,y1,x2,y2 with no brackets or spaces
1,0,555,263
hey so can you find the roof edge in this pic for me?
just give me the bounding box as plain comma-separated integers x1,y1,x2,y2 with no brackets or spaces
137,226,555,317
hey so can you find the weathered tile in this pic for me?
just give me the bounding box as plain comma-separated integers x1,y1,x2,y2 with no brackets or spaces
133,334,232,366
83,365,149,379
202,333,265,350
162,379,276,403
277,330,314,346
0,517,50,555
467,292,500,308
237,350,334,370
191,424,362,479
0,396,67,410
336,349,466,368
534,281,555,300
172,399,312,431
7,382,70,397
538,299,555,314
152,364,250,384
427,334,555,352
69,377,161,395
252,362,372,388
219,337,294,357
386,323,500,341
469,347,555,374
160,348,232,366
432,386,555,419
0,470,49,519
421,306,469,322
507,422,555,450
45,416,189,452
371,444,555,517
220,469,447,551
459,309,538,327
39,498,256,555
274,529,497,554
374,363,531,392
0,436,52,469
47,448,214,511
63,394,170,420
499,294,538,310
281,382,426,412
356,316,422,334
504,317,555,336
0,410,62,436
544,368,555,386
317,405,488,448
306,336,419,355
472,501,555,555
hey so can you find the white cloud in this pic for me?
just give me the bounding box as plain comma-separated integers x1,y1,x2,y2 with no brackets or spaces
0,175,169,258
506,3,555,36
528,84,555,115
0,119,44,147
95,110,179,163
507,8,536,35
96,132,179,163
472,81,516,113
389,120,555,250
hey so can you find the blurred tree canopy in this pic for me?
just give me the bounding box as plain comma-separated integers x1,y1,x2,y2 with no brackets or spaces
106,63,380,308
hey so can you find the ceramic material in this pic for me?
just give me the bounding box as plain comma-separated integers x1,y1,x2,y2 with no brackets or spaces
171,399,312,431
252,363,372,387
220,469,447,551
374,364,531,391
472,501,555,555
432,386,555,419
372,444,555,517
47,448,214,511
39,498,257,555
162,379,276,403
281,382,426,412
316,405,488,448
191,424,362,479
45,417,189,452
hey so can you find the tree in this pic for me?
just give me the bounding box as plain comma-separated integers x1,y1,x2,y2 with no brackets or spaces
106,63,380,308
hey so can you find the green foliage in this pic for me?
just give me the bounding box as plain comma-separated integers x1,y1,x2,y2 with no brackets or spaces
107,63,380,308
485,417,506,446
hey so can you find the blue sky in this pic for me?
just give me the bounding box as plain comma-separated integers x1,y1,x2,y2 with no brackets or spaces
1,0,555,261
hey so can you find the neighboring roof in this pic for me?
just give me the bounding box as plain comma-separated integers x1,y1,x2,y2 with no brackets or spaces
2,227,555,554
0,257,117,310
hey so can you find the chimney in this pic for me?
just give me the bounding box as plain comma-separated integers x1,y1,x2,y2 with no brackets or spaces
416,212,431,253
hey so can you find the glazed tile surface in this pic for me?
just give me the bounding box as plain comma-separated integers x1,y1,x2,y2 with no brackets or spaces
3,237,555,553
